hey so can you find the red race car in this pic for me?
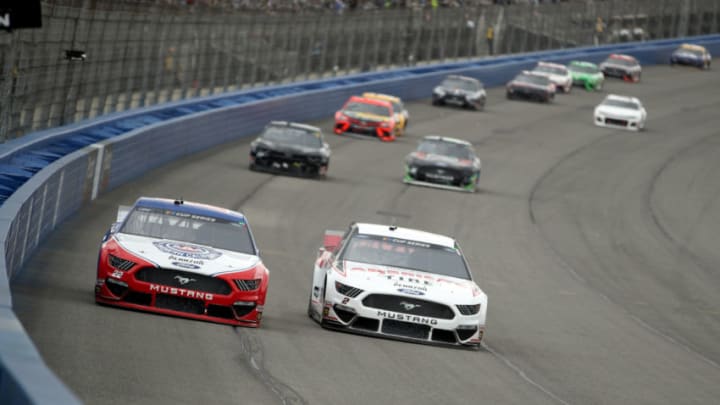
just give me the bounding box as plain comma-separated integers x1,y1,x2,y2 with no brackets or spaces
95,197,269,327
334,96,398,142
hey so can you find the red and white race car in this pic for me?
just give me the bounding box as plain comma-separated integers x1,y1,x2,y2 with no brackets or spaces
95,197,269,327
308,223,488,349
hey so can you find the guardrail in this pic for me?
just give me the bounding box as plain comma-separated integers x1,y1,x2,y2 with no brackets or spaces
2,34,719,404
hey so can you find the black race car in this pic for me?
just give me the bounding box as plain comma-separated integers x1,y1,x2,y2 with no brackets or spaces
249,121,330,177
599,54,642,82
432,75,487,110
403,135,481,192
506,71,556,102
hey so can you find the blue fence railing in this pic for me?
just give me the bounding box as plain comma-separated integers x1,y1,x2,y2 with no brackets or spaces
2,34,719,404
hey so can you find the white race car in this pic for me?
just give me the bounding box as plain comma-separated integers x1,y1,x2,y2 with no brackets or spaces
593,94,647,131
531,61,573,93
308,223,488,349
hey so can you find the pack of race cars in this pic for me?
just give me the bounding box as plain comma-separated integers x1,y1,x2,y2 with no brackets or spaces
96,43,710,350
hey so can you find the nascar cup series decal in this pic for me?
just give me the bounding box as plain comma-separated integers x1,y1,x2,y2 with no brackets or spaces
153,241,222,269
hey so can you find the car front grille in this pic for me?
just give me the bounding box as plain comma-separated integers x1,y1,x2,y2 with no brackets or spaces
381,319,430,340
605,117,629,127
134,267,232,295
362,294,455,320
416,166,463,185
348,117,380,128
262,150,316,163
155,294,205,315
432,328,458,344
603,67,627,76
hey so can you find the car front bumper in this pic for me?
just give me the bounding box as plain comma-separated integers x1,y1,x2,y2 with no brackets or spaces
318,289,484,348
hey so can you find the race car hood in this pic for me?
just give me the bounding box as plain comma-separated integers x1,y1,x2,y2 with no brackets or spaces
339,260,485,303
595,105,642,119
114,233,260,276
342,111,391,122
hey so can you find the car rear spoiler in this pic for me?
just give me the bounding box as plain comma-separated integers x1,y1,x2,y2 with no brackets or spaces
323,230,344,252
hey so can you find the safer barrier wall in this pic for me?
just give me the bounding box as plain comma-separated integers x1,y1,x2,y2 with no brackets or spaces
2,35,720,404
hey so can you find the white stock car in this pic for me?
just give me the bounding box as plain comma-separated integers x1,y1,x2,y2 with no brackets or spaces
531,61,573,93
593,94,647,131
308,223,488,349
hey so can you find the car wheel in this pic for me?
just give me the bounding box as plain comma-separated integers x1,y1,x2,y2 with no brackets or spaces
307,293,315,319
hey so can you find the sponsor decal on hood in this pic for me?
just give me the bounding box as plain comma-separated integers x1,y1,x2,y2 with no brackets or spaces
115,234,260,276
341,261,483,300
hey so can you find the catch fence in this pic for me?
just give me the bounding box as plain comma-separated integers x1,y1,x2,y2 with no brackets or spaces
1,0,718,141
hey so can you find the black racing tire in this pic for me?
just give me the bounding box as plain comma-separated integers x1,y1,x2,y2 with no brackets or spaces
316,164,328,179
307,294,315,319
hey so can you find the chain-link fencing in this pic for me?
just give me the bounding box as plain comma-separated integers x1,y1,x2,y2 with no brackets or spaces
1,0,718,142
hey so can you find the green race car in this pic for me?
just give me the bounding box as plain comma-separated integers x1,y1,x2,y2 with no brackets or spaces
567,61,604,91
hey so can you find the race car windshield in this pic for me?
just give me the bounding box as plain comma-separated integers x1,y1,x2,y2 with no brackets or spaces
569,64,599,73
120,207,256,255
534,65,566,75
261,126,322,148
440,78,480,91
344,102,391,117
515,74,549,85
606,57,637,66
602,99,640,110
340,234,471,280
417,140,474,160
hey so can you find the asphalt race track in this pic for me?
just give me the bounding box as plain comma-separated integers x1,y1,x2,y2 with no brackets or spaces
12,65,720,405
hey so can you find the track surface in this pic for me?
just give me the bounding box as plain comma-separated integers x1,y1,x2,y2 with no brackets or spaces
12,65,720,405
